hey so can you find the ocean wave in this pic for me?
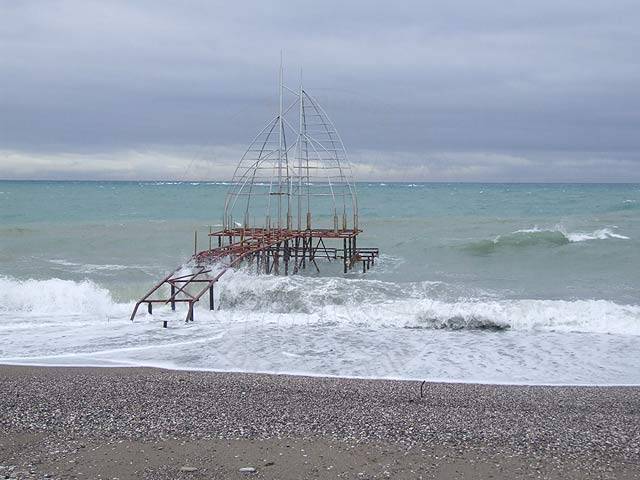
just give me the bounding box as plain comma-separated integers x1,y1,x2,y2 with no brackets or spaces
405,298,640,335
1,274,638,336
465,225,629,254
609,199,639,211
215,272,640,335
0,276,116,316
48,259,147,273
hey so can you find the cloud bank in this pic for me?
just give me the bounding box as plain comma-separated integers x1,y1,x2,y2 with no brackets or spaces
1,1,639,181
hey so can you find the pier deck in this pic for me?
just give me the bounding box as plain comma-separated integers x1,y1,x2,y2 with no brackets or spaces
130,228,379,324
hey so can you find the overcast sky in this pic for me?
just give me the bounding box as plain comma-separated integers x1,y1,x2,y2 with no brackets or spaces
1,0,640,181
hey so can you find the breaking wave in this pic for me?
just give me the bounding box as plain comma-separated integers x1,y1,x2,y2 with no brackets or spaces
1,274,638,337
215,272,640,336
0,276,117,316
406,298,640,335
465,225,629,254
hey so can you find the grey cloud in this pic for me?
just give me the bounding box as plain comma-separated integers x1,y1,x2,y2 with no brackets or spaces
1,0,639,180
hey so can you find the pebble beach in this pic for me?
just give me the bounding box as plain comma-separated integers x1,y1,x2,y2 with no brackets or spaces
1,366,639,479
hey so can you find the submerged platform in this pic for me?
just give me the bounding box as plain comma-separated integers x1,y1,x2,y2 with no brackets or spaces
130,228,379,324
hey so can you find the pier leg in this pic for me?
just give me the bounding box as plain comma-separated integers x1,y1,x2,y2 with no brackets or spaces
302,238,307,269
187,302,194,322
163,320,168,328
170,284,176,311
209,285,214,310
284,240,289,275
343,238,348,274
363,259,366,273
147,302,152,314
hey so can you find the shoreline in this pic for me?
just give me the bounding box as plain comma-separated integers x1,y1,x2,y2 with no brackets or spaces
2,362,640,388
2,365,639,479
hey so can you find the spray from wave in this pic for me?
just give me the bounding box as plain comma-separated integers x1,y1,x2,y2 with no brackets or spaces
0,276,117,316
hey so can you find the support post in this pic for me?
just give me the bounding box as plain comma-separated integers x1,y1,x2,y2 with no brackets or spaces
302,237,307,269
147,302,152,314
284,240,289,275
343,238,347,274
170,284,176,311
163,320,168,328
209,285,214,310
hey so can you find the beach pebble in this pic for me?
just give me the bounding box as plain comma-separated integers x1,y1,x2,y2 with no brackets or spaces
180,466,198,472
239,466,256,473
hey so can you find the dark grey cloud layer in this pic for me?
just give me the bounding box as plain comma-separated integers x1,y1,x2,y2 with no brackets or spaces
1,0,639,181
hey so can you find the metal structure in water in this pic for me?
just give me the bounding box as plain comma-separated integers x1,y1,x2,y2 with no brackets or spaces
131,68,379,325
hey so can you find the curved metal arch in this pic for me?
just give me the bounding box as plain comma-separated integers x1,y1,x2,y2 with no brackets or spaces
223,84,359,232
302,91,358,227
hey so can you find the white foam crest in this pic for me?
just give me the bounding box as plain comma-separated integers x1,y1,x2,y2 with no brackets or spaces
210,271,640,335
0,276,117,316
511,225,630,242
402,298,640,335
566,228,629,242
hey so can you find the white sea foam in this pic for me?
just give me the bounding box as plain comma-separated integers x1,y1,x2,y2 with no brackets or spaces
1,274,639,384
0,276,116,316
49,259,146,273
508,225,630,243
1,273,638,336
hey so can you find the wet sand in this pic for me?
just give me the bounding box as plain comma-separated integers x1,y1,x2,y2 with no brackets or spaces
1,366,639,479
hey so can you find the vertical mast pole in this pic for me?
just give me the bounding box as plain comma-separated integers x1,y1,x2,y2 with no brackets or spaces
277,52,283,230
297,70,303,231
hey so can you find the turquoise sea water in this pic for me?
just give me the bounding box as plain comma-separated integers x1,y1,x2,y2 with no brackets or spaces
1,180,639,383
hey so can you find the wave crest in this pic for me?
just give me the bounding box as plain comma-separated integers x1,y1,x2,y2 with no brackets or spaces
405,298,640,335
465,225,629,254
411,313,510,331
0,276,115,316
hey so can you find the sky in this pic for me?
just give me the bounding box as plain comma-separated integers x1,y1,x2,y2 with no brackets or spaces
1,0,640,182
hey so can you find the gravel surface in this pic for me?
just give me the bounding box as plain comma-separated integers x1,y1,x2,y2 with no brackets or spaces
1,366,639,479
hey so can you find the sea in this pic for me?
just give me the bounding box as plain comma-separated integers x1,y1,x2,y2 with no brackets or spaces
1,180,639,385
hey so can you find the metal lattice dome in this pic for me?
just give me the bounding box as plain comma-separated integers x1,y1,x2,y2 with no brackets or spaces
223,74,358,233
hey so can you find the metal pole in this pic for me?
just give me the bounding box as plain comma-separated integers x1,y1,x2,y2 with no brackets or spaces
343,238,347,274
209,285,214,310
277,51,283,229
170,284,176,311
